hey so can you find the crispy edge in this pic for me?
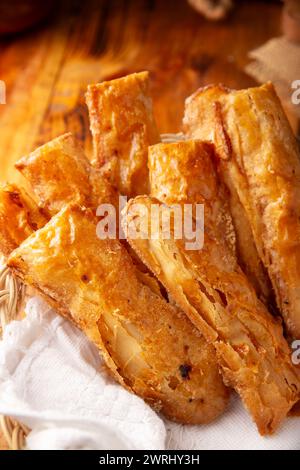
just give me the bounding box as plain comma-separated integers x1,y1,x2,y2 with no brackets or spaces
15,132,118,214
148,140,237,258
15,133,92,216
86,71,160,197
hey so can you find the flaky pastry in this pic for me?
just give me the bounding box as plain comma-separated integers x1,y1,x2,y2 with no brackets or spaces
15,133,118,215
123,140,300,434
183,83,300,338
86,72,160,197
8,204,229,424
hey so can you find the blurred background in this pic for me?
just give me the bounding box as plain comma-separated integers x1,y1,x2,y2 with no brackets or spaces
0,0,299,187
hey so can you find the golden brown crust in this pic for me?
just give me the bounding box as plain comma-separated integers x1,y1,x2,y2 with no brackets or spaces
15,133,91,216
15,133,118,215
7,204,229,425
0,183,48,258
149,140,237,257
184,82,300,338
183,85,274,307
124,194,300,435
86,72,160,198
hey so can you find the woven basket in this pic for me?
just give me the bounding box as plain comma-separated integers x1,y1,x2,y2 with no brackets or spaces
0,132,184,450
0,262,28,450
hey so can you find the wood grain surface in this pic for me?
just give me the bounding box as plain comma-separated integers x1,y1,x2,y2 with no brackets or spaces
0,0,281,186
0,0,282,450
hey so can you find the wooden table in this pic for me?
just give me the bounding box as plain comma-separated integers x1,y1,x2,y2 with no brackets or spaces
0,0,281,450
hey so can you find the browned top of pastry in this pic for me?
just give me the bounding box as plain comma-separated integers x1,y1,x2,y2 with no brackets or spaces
15,133,118,216
86,71,160,197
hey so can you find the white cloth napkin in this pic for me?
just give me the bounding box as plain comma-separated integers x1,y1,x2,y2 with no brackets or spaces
0,297,300,450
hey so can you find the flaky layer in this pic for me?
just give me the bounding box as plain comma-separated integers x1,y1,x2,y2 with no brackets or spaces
149,140,236,257
86,72,160,197
15,133,118,216
183,83,300,337
0,183,48,258
183,85,274,307
8,204,229,425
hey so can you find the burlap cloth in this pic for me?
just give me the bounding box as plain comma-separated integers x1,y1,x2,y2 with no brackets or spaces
246,36,300,134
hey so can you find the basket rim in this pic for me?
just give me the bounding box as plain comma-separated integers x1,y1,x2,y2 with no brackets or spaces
0,260,28,450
